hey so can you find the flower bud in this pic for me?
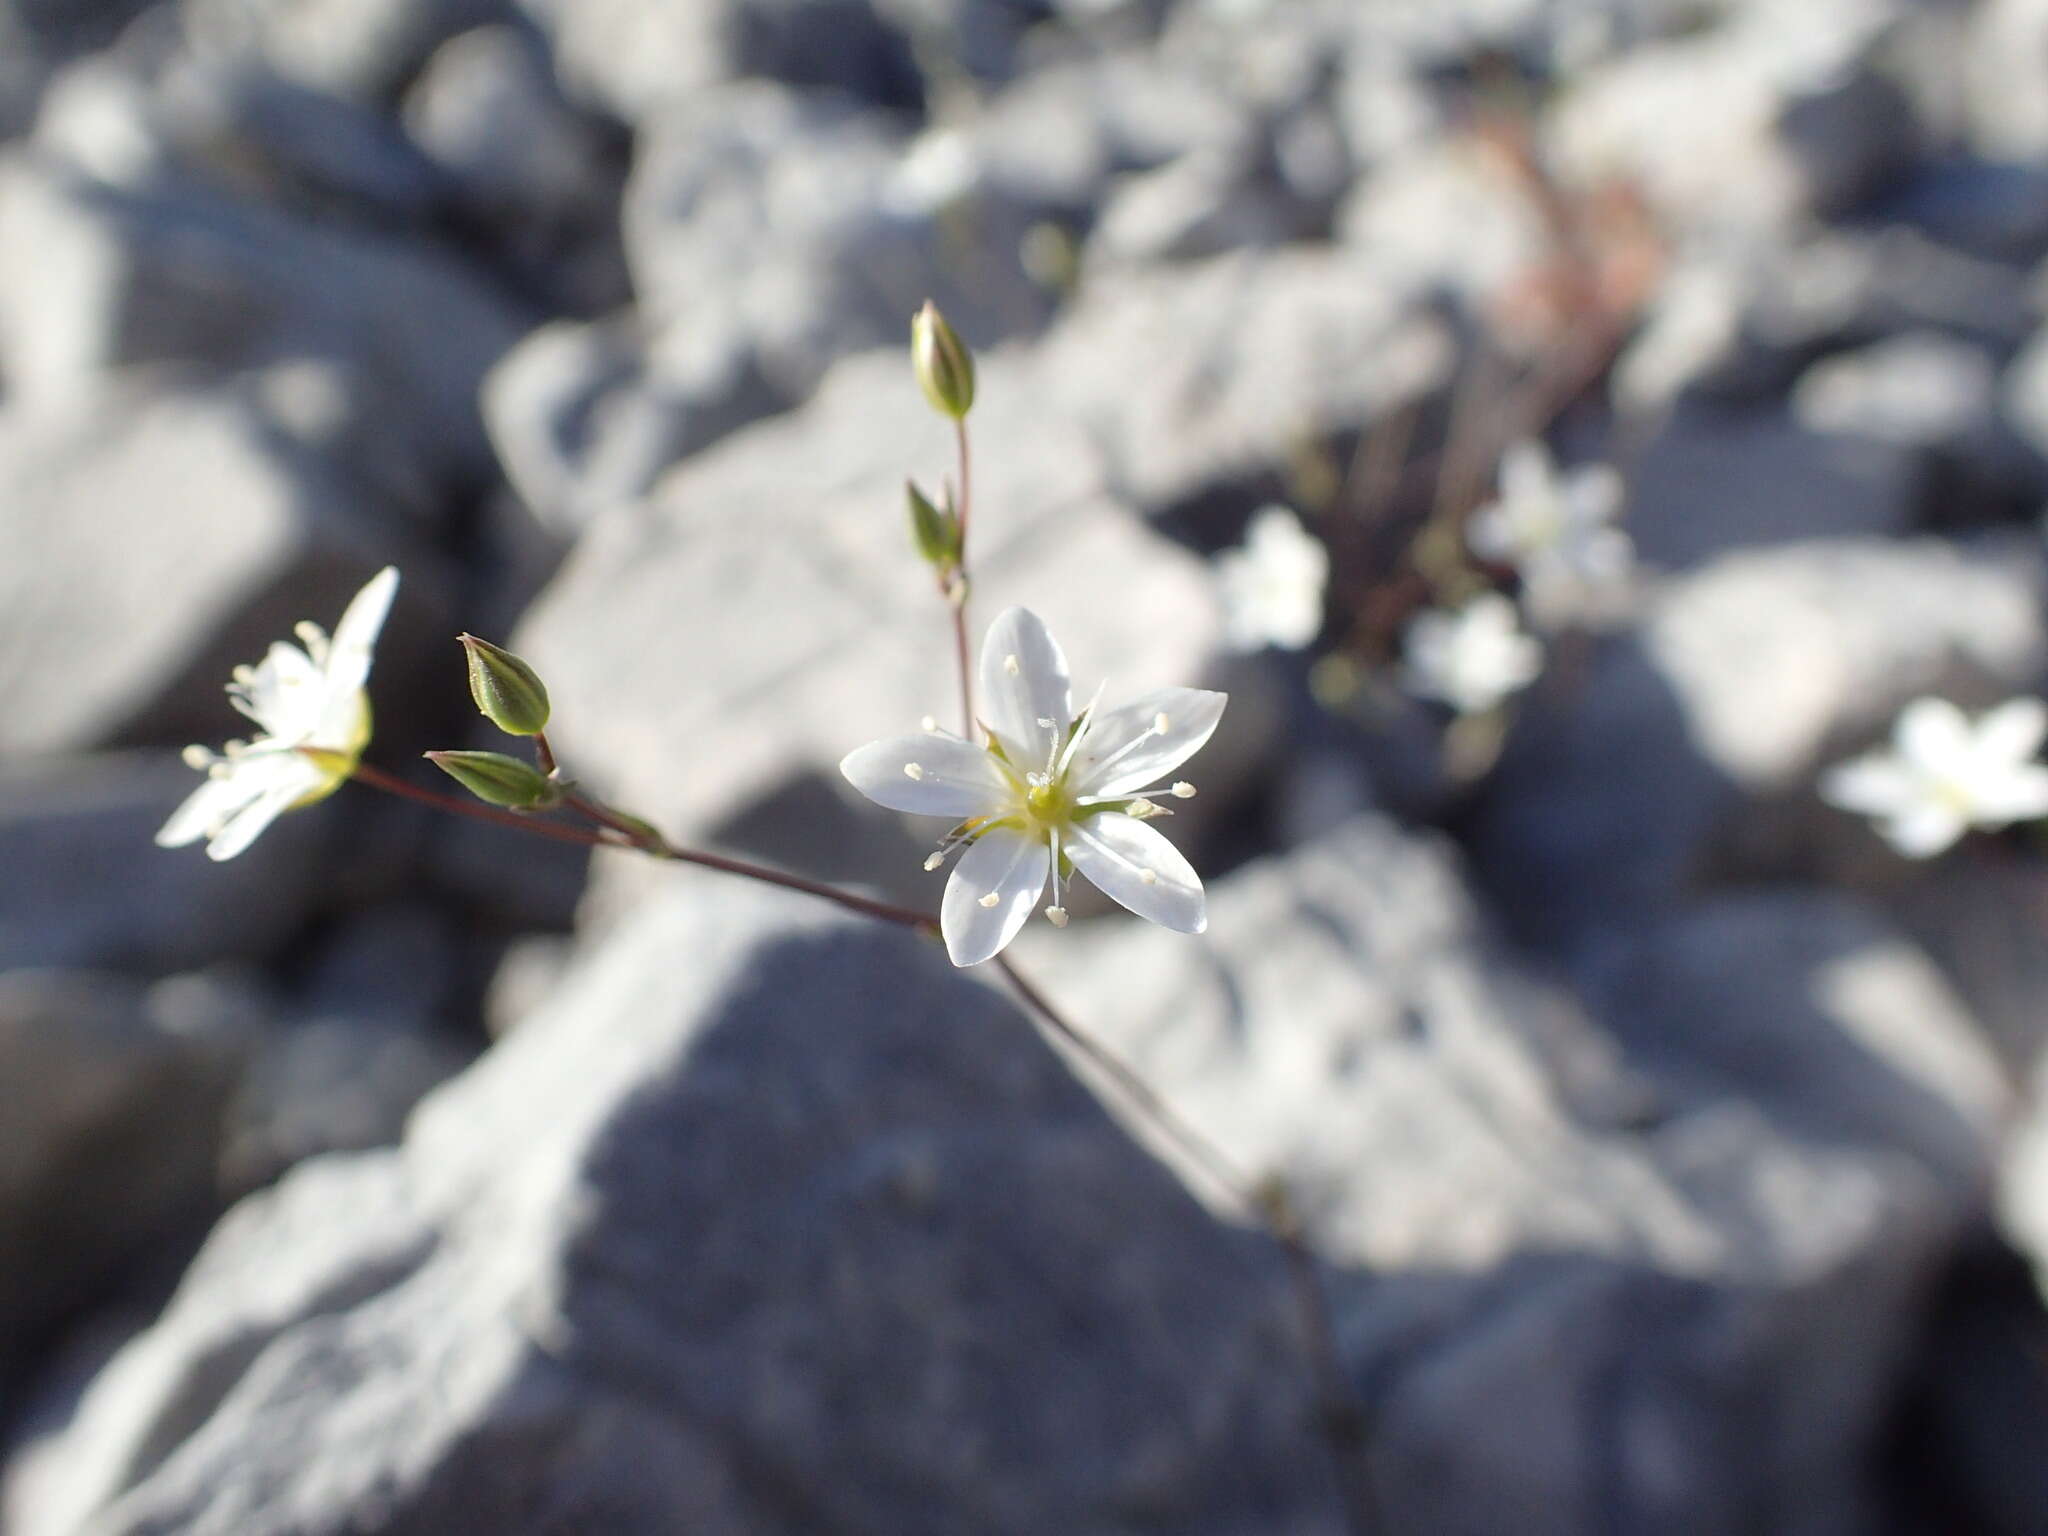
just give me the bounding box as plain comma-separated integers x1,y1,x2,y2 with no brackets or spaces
910,300,974,419
459,633,551,736
425,750,560,809
906,479,961,569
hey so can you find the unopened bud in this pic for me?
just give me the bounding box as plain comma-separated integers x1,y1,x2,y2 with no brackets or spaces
425,750,560,809
459,634,551,736
911,300,975,419
906,480,960,569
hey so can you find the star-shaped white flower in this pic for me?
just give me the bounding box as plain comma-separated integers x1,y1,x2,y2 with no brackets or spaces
157,567,399,861
841,607,1226,966
1467,441,1632,625
1400,593,1543,715
1214,505,1328,652
1820,696,2048,858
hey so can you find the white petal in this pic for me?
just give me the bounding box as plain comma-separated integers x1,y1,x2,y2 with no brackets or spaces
1969,763,2048,825
324,566,400,698
237,641,324,739
156,768,264,849
204,766,324,860
1064,813,1206,934
941,827,1050,966
1466,504,1514,563
1563,464,1624,529
840,734,1014,818
1071,687,1228,798
978,607,1071,767
1894,697,1971,771
1499,439,1554,504
1880,803,1968,859
1818,754,1916,816
1973,697,2048,766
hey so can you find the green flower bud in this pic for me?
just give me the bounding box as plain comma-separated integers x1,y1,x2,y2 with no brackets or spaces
906,479,961,569
910,300,974,419
425,750,560,809
459,633,551,736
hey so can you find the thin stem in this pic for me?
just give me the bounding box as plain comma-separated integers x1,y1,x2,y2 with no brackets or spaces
993,957,1381,1536
532,729,559,778
951,416,976,737
348,761,939,937
349,760,615,848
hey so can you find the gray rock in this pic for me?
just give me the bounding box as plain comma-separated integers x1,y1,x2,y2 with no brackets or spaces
0,149,528,517
1474,535,2048,952
0,754,324,974
403,24,630,315
480,314,751,535
1615,232,2037,414
513,0,921,125
179,0,506,102
1963,0,2048,162
624,83,1051,404
0,969,253,1377
1020,823,2001,1533
0,384,448,758
7,882,1339,1536
511,343,1227,866
1545,1,1916,231
1625,403,1923,571
1033,246,1452,517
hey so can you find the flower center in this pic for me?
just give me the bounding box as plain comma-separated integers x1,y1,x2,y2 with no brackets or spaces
1024,775,1069,826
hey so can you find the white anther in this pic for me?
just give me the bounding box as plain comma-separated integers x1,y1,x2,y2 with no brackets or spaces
1171,781,1197,799
1045,906,1069,927
1004,654,1021,676
978,891,1000,909
1153,712,1170,734
921,715,938,733
231,665,256,685
923,852,945,871
1125,797,1161,819
181,744,213,769
1036,716,1055,730
904,763,925,780
1140,868,1159,885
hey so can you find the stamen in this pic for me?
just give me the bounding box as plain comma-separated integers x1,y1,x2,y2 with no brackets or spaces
1045,906,1069,927
904,763,925,780
231,665,256,686
1140,868,1159,885
1004,653,1021,676
920,715,938,733
1153,712,1170,734
181,744,213,769
978,891,1000,908
1036,716,1055,730
923,852,945,871
1171,781,1197,799
1125,798,1163,819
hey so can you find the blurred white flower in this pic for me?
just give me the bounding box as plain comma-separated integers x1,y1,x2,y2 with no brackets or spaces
1820,696,2048,858
1401,593,1543,715
1214,505,1328,652
842,607,1224,966
157,567,399,861
1467,441,1632,624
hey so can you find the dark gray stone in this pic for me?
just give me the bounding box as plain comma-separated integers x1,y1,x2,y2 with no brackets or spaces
0,754,324,975
0,969,253,1379
1474,535,2048,953
7,883,1341,1536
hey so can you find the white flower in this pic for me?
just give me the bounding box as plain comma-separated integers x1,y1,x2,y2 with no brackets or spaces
1467,441,1632,624
156,567,399,861
1401,593,1543,715
1820,696,2048,858
841,607,1226,967
1214,505,1328,652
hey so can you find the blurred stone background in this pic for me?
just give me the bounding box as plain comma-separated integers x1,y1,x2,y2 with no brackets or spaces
8,0,2048,1530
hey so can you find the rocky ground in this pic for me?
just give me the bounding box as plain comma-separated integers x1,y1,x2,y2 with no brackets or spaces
8,0,2048,1531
